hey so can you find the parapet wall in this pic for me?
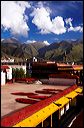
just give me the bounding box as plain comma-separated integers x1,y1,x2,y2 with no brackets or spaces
40,78,76,85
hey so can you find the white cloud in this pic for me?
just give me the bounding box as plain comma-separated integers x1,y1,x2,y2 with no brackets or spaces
51,16,66,34
37,1,44,8
65,18,83,32
25,40,50,45
43,41,50,45
68,26,83,32
25,40,36,44
35,1,51,13
17,1,31,8
65,18,73,27
31,7,66,35
31,7,52,34
1,1,31,36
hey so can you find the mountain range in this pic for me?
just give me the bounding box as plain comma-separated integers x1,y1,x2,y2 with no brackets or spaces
1,37,83,63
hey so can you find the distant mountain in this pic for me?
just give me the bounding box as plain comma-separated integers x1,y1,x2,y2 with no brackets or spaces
1,37,21,44
38,40,83,62
1,39,5,42
1,38,47,60
1,38,83,63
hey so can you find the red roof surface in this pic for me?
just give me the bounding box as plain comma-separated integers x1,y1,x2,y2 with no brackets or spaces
49,73,79,79
1,84,77,127
1,65,10,70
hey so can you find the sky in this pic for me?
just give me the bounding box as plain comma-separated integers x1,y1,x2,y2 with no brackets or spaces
1,1,83,44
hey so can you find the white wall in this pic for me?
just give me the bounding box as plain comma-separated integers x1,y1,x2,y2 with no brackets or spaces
21,65,26,74
1,71,6,86
7,66,12,80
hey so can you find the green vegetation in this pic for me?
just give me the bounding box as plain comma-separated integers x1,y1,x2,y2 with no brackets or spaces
26,72,31,78
12,68,26,78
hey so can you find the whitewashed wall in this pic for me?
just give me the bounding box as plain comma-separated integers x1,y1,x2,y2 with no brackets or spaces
7,66,12,80
1,71,6,86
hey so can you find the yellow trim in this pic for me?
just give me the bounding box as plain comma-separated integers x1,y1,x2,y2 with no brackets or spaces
13,88,82,127
65,91,78,99
73,67,83,70
74,87,83,93
13,103,59,127
65,87,83,100
54,96,69,108
58,68,73,70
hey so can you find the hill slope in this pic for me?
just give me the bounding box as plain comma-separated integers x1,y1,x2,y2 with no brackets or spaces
1,38,83,63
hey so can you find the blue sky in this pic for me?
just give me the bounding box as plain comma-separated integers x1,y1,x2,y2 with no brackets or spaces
1,1,83,44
